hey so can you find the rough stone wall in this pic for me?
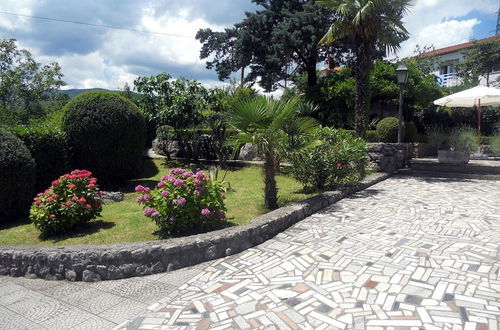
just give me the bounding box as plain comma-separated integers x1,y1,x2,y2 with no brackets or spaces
367,143,413,173
0,173,390,282
413,143,436,158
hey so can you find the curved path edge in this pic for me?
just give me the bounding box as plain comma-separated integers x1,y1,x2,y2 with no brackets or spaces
0,173,391,282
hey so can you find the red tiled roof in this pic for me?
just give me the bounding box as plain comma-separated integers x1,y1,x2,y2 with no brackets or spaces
420,34,500,57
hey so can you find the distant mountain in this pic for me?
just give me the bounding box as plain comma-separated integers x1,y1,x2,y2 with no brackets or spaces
57,88,112,98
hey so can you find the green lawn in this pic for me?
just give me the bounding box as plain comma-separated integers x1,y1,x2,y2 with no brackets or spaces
0,159,316,245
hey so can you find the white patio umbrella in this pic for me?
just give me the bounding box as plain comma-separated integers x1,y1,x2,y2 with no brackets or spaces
433,86,500,134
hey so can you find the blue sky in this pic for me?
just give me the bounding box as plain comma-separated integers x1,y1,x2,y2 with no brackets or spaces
0,0,498,91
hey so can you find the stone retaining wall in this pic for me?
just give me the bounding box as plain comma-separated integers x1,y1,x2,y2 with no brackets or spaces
0,173,390,282
367,143,412,173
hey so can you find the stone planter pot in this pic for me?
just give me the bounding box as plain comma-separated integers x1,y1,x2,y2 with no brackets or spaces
437,150,470,165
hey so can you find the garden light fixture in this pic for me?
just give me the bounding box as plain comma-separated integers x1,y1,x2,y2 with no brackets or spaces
396,63,408,143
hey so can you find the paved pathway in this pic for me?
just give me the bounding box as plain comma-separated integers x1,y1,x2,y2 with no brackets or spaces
1,176,499,329
119,176,500,329
0,261,209,329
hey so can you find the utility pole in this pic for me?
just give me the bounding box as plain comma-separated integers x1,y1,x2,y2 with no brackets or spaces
496,1,500,34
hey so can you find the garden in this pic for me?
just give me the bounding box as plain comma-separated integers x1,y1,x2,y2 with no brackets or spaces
1,0,499,247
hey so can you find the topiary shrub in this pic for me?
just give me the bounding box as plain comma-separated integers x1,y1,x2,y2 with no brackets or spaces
404,122,418,143
0,129,36,221
365,130,379,142
62,91,147,185
376,117,401,143
13,126,71,191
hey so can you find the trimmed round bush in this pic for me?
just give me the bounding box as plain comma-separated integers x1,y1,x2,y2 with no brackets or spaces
0,129,36,221
62,91,146,185
377,117,401,143
404,122,418,143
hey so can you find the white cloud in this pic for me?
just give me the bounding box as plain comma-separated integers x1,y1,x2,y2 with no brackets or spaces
398,19,480,58
396,0,497,58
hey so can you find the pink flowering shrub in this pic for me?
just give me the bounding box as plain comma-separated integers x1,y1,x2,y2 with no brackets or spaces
136,168,227,237
29,169,103,236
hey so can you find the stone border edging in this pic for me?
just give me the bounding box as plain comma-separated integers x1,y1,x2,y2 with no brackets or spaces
0,173,390,282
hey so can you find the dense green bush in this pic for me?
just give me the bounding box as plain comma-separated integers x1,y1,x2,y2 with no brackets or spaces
365,130,379,142
289,127,367,190
491,135,500,155
12,126,71,191
30,169,103,236
62,91,147,185
377,117,400,142
428,126,479,152
0,129,36,221
340,129,378,142
404,122,418,143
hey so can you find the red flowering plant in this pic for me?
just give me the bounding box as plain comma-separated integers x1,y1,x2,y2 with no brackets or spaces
29,169,103,236
135,168,227,237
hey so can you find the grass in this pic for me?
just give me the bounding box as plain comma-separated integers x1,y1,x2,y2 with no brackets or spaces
0,159,316,245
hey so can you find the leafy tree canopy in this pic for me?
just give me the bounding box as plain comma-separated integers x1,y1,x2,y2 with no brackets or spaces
133,73,208,129
457,39,500,87
196,0,343,92
0,39,65,125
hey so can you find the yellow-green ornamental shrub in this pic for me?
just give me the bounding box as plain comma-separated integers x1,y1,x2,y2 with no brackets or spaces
62,91,146,185
30,169,103,236
376,117,400,143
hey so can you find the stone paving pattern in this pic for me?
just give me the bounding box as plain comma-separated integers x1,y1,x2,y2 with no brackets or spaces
119,176,500,329
0,262,208,329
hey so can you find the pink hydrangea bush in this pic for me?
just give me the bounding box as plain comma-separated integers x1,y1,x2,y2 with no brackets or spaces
30,169,103,236
135,168,227,237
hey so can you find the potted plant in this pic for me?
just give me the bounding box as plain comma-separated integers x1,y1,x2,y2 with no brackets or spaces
428,126,478,165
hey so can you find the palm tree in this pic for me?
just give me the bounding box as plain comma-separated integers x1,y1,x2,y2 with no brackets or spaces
228,96,318,209
317,0,412,137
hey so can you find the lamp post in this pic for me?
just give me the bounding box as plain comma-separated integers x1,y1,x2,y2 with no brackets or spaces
396,63,409,143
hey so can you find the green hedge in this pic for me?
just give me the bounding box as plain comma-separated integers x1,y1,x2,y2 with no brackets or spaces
62,91,147,185
0,129,36,221
12,126,71,191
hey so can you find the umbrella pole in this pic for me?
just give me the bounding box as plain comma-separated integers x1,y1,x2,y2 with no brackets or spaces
477,99,481,136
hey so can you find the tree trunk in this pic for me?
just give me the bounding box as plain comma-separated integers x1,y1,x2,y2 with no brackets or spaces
263,151,278,210
353,54,371,138
306,60,318,89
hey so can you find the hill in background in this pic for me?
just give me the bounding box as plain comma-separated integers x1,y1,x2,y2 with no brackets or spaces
57,88,111,98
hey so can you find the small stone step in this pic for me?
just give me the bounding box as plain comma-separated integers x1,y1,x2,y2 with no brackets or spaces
398,169,500,181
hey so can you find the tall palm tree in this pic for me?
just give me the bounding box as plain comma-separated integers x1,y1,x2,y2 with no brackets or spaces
317,0,412,137
228,96,318,209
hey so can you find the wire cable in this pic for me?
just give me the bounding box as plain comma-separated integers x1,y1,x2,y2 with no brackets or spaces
0,10,194,38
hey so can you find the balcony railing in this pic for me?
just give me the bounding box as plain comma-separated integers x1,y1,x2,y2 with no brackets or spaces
438,73,462,88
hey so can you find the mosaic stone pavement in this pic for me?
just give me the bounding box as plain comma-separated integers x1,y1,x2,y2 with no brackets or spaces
119,176,500,330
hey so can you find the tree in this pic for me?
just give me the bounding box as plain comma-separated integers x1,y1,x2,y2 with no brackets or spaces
228,96,318,209
196,0,343,92
133,73,208,129
457,39,500,87
0,39,65,125
316,0,411,137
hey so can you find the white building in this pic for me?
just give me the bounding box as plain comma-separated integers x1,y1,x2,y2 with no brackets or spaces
420,34,500,88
